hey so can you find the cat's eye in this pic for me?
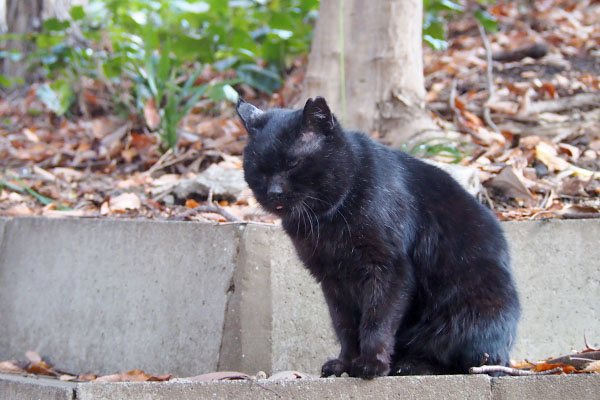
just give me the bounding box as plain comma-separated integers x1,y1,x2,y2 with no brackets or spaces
287,159,300,170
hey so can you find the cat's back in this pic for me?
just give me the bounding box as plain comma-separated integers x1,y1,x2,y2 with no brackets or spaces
345,132,508,263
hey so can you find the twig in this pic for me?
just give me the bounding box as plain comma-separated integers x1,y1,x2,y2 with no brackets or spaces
145,148,174,176
146,148,201,176
469,365,563,376
477,21,500,134
449,78,459,120
173,205,242,222
583,332,599,352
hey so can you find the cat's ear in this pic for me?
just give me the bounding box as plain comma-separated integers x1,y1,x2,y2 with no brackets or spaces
236,98,264,136
302,96,336,134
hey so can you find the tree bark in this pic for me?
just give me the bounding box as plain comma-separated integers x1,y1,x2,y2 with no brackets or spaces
1,0,44,81
300,0,439,148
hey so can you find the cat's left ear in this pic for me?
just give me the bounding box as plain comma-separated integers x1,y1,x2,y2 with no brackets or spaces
302,96,336,134
236,98,264,136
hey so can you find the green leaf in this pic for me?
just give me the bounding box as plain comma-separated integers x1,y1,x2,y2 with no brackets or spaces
35,80,75,116
431,0,464,13
43,18,70,32
474,10,499,33
424,35,448,51
70,5,86,21
423,14,446,41
206,83,240,103
178,84,208,121
1,176,70,208
0,50,23,62
213,56,239,71
103,55,125,78
171,0,210,14
157,41,172,85
171,36,214,62
182,68,205,92
236,64,281,93
0,74,12,88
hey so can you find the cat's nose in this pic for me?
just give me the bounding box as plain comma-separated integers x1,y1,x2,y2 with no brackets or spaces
267,176,286,198
267,182,284,197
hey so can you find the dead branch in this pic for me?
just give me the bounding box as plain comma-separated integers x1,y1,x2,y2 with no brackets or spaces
492,42,548,62
469,365,563,376
527,93,600,115
173,205,242,222
546,351,600,370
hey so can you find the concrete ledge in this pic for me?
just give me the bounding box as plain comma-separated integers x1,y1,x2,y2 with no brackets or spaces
77,375,493,400
0,373,76,400
1,217,599,377
2,373,600,400
491,374,600,400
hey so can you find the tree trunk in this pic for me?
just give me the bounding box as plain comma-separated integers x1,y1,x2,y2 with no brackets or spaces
1,0,44,81
1,0,86,82
300,0,439,148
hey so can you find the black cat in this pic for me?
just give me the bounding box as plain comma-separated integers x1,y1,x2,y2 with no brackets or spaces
236,97,520,379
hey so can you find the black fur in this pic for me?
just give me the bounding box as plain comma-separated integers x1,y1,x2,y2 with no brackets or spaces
237,97,520,379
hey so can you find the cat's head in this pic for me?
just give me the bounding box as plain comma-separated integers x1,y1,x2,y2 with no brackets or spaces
237,97,353,217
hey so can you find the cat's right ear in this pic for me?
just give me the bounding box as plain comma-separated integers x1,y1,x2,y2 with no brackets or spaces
302,96,335,134
236,98,264,136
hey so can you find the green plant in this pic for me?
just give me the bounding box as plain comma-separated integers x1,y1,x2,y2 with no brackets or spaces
423,0,498,50
1,0,319,93
135,36,239,149
402,138,467,163
0,176,71,210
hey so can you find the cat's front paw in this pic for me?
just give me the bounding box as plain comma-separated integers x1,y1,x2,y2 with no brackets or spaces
321,358,348,377
350,356,390,379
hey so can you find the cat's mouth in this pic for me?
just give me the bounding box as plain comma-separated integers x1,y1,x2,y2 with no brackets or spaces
276,205,283,210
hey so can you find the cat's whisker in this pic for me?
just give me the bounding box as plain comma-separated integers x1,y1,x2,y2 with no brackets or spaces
305,194,351,239
302,201,315,241
303,201,321,252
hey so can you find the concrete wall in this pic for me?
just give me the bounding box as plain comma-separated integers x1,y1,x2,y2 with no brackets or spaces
0,217,599,377
0,218,243,376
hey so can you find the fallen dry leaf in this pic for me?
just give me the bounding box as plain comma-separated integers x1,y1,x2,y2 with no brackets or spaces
5,204,34,216
536,141,571,172
42,209,86,218
144,98,161,131
583,360,600,373
185,198,200,208
27,361,56,376
0,361,26,374
109,193,141,212
531,362,578,374
185,371,251,381
95,369,151,382
485,166,536,206
25,351,42,364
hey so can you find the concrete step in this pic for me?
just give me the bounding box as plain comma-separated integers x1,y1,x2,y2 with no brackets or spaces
0,217,599,377
1,373,599,400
